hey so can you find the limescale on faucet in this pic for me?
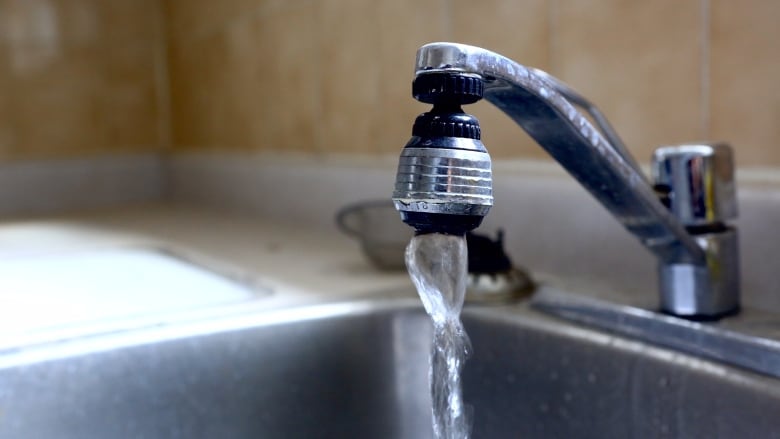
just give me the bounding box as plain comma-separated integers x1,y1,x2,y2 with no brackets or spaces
405,233,472,439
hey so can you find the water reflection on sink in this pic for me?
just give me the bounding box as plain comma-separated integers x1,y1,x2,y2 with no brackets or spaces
2,295,779,438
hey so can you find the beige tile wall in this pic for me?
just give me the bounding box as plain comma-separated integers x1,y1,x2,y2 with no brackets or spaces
553,0,703,160
0,0,167,161
711,0,780,166
165,0,780,167
1,1,778,167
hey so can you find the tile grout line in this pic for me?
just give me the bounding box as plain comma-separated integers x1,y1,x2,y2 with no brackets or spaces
548,0,558,73
311,0,325,155
700,0,711,139
443,0,454,40
155,2,172,151
154,1,174,199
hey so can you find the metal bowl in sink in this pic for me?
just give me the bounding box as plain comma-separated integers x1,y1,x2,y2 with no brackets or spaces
335,200,412,271
2,293,780,438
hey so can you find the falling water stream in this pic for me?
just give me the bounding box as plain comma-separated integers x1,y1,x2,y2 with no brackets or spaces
405,233,473,439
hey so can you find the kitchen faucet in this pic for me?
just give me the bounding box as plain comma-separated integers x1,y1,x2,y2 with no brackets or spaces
392,42,739,319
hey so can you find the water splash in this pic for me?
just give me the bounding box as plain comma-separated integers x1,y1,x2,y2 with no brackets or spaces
405,233,472,439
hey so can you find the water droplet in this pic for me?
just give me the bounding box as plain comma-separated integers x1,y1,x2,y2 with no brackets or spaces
564,392,572,402
658,377,669,388
549,371,559,381
587,373,597,383
539,403,550,413
506,373,516,384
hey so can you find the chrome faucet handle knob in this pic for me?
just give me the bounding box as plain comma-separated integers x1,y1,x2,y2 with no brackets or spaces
651,142,737,226
652,142,739,318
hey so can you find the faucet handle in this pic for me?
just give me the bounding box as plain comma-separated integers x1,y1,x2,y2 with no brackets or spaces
651,142,737,226
653,142,740,318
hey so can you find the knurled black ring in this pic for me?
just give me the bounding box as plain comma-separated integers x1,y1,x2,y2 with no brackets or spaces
412,111,481,140
413,73,484,105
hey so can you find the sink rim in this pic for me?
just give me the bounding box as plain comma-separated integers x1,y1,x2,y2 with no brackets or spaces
0,293,422,369
4,288,780,395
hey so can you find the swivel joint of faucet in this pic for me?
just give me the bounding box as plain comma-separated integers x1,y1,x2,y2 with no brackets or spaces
392,42,740,319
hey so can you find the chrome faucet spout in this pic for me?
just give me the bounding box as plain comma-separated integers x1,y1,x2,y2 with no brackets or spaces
414,42,703,265
393,42,740,318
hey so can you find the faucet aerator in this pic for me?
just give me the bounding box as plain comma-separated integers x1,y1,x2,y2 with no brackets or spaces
392,72,493,236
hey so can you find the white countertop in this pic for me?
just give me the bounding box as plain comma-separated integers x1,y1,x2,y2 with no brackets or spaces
1,203,412,294
0,204,414,346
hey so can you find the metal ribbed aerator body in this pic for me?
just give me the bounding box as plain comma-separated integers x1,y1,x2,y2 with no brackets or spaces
392,73,493,235
392,137,493,231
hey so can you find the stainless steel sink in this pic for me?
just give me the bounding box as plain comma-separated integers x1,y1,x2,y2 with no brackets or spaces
2,295,780,438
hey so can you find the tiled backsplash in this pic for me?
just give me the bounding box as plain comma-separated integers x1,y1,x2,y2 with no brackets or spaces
0,0,167,161
165,0,780,166
0,1,778,167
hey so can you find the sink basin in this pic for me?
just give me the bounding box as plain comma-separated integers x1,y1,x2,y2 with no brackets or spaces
2,294,780,438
